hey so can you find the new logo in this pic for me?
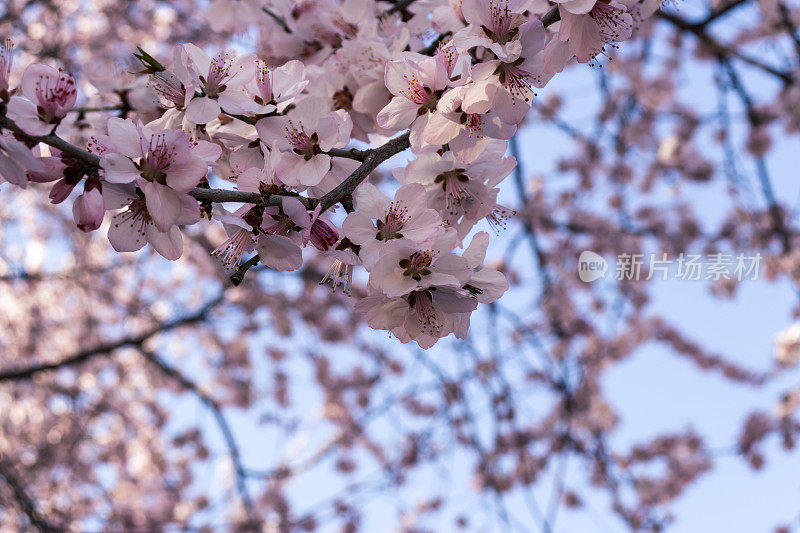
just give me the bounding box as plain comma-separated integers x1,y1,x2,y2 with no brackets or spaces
577,251,608,283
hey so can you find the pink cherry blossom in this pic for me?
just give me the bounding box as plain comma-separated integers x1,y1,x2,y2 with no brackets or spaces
367,227,471,298
256,97,352,187
105,182,200,260
72,176,105,232
182,44,256,124
355,285,478,348
424,85,517,162
256,196,312,271
100,118,220,231
7,63,77,135
376,53,449,143
0,134,44,187
460,231,509,303
343,182,443,268
211,206,259,270
320,241,362,295
395,140,516,239
249,59,308,113
461,19,547,125
454,0,531,61
556,0,634,63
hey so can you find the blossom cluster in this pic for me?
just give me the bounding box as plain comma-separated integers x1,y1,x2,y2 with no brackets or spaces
0,0,646,347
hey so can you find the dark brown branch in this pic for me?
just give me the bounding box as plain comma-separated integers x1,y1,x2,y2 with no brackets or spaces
326,146,369,161
720,58,793,254
657,10,793,84
262,6,291,33
697,0,750,28
0,115,101,167
0,112,404,214
381,0,417,19
0,294,223,382
230,254,260,286
0,461,61,532
509,135,552,294
317,131,410,212
189,188,265,205
778,2,800,59
541,6,560,28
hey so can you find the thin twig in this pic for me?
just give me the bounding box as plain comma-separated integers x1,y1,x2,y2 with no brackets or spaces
262,7,291,33
230,255,260,286
0,115,100,167
138,349,257,521
657,10,793,84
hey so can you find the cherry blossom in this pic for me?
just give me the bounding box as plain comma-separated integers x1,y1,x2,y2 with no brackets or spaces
211,206,259,270
3,0,800,531
342,182,443,268
105,182,200,260
257,196,312,272
256,97,352,187
395,140,516,238
424,84,517,162
101,118,219,231
72,176,105,232
377,53,449,144
356,285,478,348
554,0,634,63
7,63,76,135
367,226,471,298
249,59,308,113
461,19,548,125
453,0,531,61
181,44,256,124
0,134,44,187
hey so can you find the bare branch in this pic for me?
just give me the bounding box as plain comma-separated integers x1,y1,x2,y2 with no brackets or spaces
0,115,101,167
0,294,224,382
657,10,793,84
138,348,257,521
318,131,410,212
0,461,61,532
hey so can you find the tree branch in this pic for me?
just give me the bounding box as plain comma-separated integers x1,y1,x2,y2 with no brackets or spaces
138,348,257,521
0,115,101,167
657,10,793,84
230,254,260,286
317,131,410,212
0,294,223,382
0,461,61,532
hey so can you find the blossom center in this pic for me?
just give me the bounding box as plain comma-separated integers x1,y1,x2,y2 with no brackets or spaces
212,227,253,269
591,3,633,44
497,63,535,102
481,0,518,45
376,201,410,241
114,197,153,242
33,68,75,121
255,60,276,105
149,71,186,108
285,121,320,160
399,251,434,281
139,134,177,184
407,290,442,335
201,52,234,98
